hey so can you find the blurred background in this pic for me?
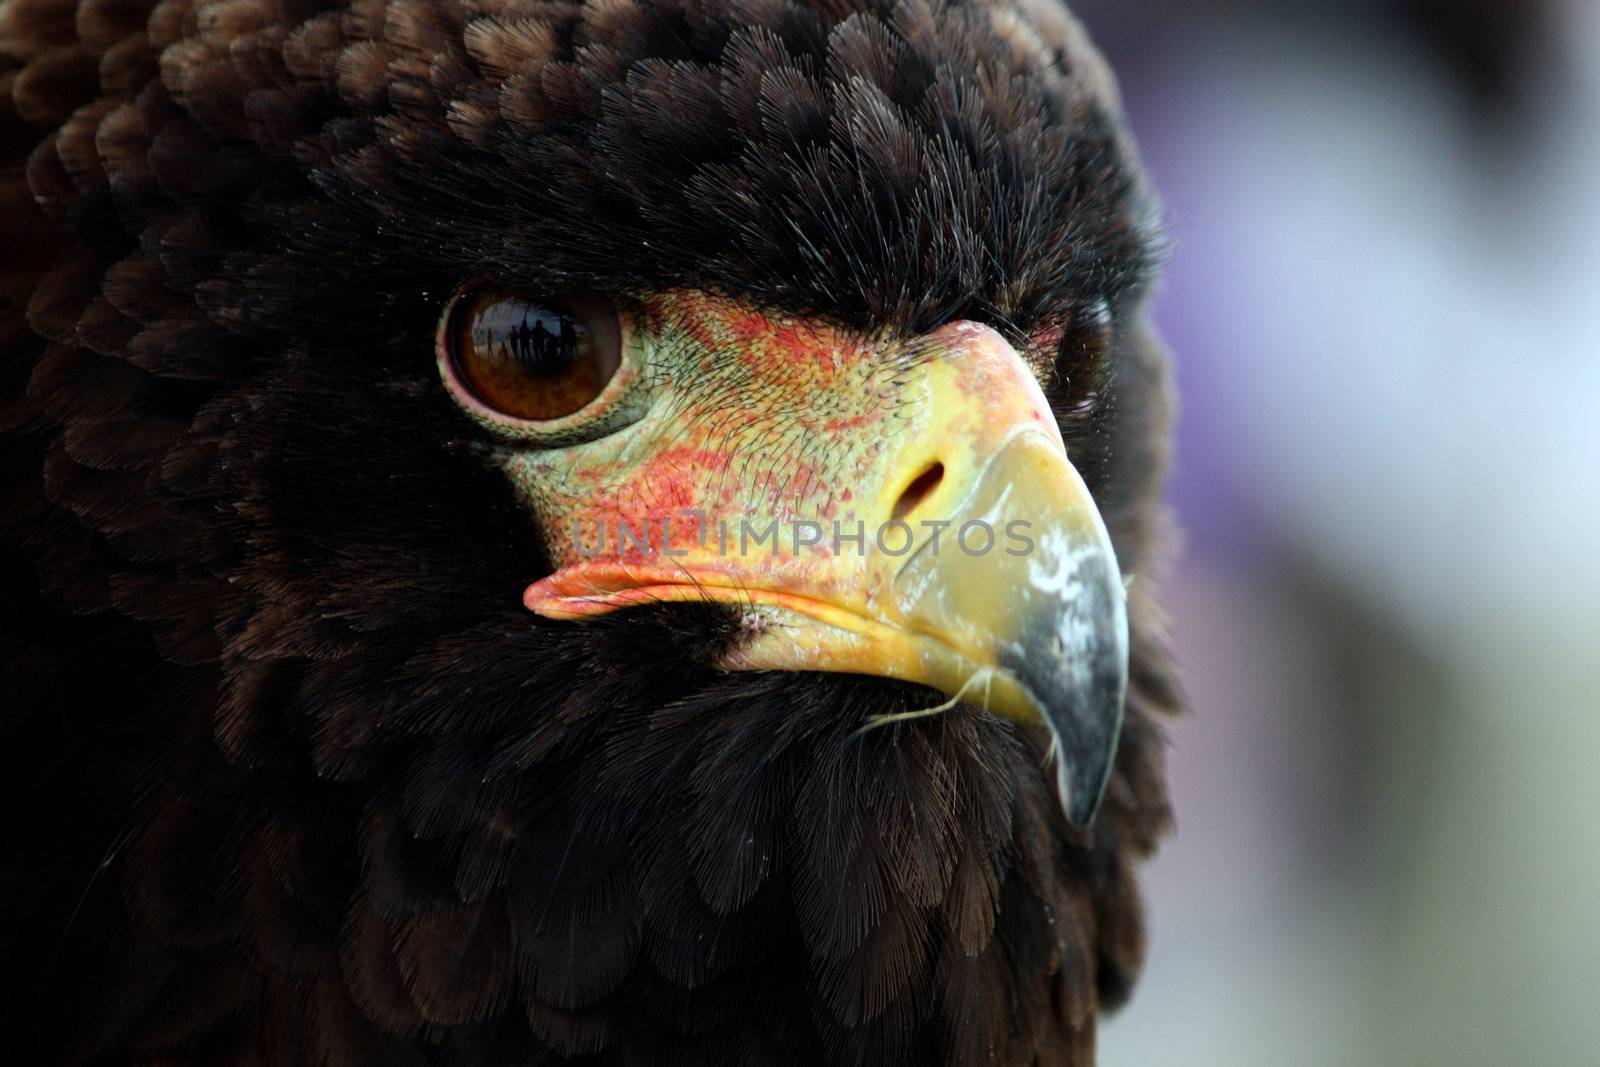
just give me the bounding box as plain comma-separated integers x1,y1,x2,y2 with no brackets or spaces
1067,2,1600,1065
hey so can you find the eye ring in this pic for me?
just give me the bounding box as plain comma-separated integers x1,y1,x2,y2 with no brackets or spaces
438,282,624,425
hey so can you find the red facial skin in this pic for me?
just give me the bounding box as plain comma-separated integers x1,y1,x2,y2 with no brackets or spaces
472,291,1064,621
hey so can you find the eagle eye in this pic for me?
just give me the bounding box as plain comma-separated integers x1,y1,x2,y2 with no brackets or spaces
442,284,622,422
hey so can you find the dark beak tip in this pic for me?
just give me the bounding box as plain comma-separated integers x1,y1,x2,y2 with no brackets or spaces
1055,739,1119,830
996,548,1128,829
1002,615,1127,830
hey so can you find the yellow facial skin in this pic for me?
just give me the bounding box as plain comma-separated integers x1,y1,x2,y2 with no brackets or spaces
443,291,1127,826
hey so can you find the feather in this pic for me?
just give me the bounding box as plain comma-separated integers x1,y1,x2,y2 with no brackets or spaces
393,902,515,1024
10,45,98,125
340,897,430,1035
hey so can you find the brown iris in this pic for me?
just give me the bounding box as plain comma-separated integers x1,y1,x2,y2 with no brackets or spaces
446,286,622,421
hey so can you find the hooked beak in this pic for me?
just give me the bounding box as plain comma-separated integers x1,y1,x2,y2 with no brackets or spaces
524,319,1127,827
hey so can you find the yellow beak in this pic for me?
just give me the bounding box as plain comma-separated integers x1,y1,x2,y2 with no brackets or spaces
722,425,1128,826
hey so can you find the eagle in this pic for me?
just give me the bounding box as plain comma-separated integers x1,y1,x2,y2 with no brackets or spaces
0,0,1180,1062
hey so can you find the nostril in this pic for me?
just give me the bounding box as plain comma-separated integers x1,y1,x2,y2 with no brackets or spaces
891,461,945,522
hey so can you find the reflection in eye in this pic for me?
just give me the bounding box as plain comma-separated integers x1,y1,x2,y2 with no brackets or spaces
473,306,580,375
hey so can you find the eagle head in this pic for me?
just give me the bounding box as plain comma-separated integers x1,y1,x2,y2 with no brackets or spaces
0,0,1179,1061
